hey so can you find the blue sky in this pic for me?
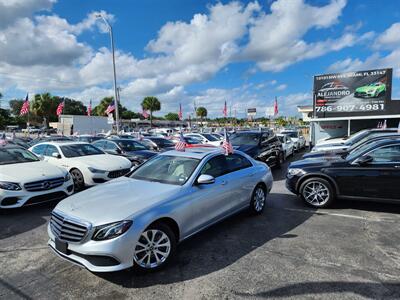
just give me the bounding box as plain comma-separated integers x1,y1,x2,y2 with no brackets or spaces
1,0,400,118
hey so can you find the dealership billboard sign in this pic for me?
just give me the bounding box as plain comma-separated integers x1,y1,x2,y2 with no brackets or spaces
313,68,393,118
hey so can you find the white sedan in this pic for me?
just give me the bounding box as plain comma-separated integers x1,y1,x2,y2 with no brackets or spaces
0,144,74,208
29,142,132,190
184,133,222,146
277,134,294,159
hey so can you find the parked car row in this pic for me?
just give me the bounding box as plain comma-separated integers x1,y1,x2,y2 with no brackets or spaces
287,128,400,208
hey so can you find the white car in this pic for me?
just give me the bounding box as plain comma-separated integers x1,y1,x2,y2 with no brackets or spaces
29,142,132,190
281,130,306,151
0,144,74,209
277,134,294,159
184,133,221,146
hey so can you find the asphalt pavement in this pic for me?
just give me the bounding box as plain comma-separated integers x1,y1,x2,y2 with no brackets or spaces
1,150,400,299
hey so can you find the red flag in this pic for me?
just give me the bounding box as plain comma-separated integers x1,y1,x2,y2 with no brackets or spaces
178,104,183,121
105,101,115,115
274,97,278,116
175,131,186,151
223,100,228,117
20,94,29,116
56,101,65,116
221,128,233,155
87,100,92,116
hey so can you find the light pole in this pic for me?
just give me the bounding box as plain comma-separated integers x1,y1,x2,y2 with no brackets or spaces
96,14,120,133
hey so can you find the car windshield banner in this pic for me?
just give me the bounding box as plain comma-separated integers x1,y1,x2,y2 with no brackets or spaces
313,68,393,118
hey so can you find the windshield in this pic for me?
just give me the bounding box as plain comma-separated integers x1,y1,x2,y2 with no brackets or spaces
131,155,200,185
277,136,284,143
0,147,39,165
230,133,259,145
281,131,298,138
61,144,104,158
202,134,219,141
343,129,368,143
151,138,175,147
117,140,147,151
348,133,381,151
184,137,201,144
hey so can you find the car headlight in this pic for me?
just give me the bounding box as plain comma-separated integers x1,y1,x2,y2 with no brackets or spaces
88,167,107,174
92,220,133,241
0,181,22,191
367,89,374,93
64,173,71,182
287,168,305,177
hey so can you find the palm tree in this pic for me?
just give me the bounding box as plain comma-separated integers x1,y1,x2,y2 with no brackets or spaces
31,93,59,126
141,96,161,127
196,107,207,126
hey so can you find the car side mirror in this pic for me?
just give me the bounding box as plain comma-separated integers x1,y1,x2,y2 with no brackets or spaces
286,140,291,144
356,155,373,166
52,152,61,159
197,174,215,185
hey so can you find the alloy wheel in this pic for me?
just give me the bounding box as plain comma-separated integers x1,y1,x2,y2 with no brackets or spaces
254,187,266,212
134,229,171,269
302,181,330,206
70,169,84,190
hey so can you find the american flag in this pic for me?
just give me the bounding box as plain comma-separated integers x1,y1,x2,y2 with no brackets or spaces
382,119,387,129
221,128,233,155
87,100,92,116
56,101,65,116
105,101,115,115
274,97,278,116
178,104,183,121
20,94,29,116
175,131,186,151
0,133,7,146
223,100,227,117
142,109,149,119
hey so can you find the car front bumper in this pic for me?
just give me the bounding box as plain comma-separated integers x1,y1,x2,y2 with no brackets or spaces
0,180,74,209
47,222,142,272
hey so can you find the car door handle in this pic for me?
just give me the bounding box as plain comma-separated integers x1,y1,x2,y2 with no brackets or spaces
221,180,227,185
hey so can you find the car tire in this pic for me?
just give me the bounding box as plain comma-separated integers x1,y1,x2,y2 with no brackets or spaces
70,168,85,191
299,177,335,208
249,184,267,214
276,152,284,168
133,222,177,272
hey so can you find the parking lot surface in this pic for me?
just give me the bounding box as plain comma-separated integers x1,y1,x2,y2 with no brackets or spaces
1,152,400,299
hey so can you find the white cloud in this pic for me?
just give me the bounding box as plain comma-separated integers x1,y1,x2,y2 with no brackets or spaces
276,84,287,91
374,22,400,50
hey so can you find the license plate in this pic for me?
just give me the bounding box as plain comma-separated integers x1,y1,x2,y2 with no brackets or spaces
55,238,68,255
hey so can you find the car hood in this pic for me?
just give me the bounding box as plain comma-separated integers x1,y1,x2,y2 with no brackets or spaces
0,161,66,182
124,150,157,159
356,85,377,92
54,177,180,225
303,149,347,159
289,156,347,169
69,154,131,170
315,137,346,146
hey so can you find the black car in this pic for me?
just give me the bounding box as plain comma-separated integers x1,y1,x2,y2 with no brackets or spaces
143,137,176,151
286,138,400,208
303,133,400,159
92,139,157,166
230,130,284,168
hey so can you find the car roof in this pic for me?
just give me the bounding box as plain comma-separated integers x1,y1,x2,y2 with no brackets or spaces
159,147,227,159
33,141,89,147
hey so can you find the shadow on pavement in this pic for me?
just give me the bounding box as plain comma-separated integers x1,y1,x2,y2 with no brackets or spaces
98,203,313,288
235,281,400,299
0,201,56,240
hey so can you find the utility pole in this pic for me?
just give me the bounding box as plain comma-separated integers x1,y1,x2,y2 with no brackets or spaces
96,14,120,134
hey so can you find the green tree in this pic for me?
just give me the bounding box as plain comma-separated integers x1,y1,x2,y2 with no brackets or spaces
196,107,207,126
121,110,140,120
141,96,161,127
164,112,179,121
9,99,24,116
31,93,60,126
56,97,87,115
275,116,288,128
93,97,120,116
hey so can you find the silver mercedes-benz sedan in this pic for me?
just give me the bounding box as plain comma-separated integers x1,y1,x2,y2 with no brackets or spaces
48,148,273,272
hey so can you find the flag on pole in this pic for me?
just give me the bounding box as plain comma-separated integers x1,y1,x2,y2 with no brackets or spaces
274,97,279,116
20,94,29,116
87,100,92,116
56,100,65,116
223,100,228,118
382,119,387,129
142,109,149,119
175,131,186,151
221,128,233,155
105,101,115,115
0,133,7,146
178,104,183,121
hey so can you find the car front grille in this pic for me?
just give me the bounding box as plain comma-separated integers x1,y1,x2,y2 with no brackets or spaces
24,177,64,192
108,168,130,179
50,211,89,242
